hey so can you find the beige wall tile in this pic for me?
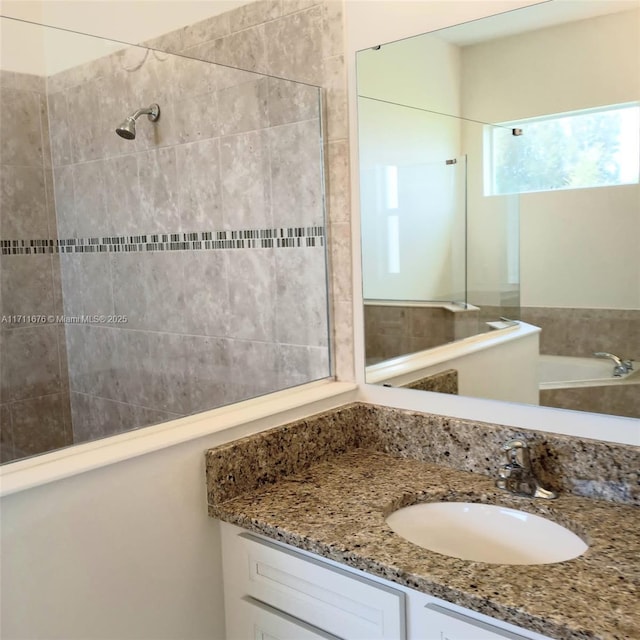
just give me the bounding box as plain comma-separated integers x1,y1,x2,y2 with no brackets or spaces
277,343,330,388
219,131,271,228
0,88,43,166
229,0,283,32
1,326,62,402
0,166,48,238
326,139,350,223
332,299,355,380
0,255,55,325
111,252,185,333
46,91,73,167
275,246,329,347
267,77,320,127
193,25,268,74
218,77,269,136
0,403,14,462
10,393,72,457
264,6,323,84
175,138,223,230
269,119,324,227
182,13,231,50
327,221,352,302
322,0,344,58
322,55,348,141
226,249,276,341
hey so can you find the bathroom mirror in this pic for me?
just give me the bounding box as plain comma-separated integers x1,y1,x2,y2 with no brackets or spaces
358,0,640,419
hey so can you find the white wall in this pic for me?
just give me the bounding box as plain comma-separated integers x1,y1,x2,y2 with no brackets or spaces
0,2,47,76
519,185,640,308
356,31,461,114
460,8,640,123
1,437,226,639
0,386,358,639
461,8,640,309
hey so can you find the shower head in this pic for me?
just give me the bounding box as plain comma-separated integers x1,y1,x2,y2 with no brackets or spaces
116,117,137,139
115,103,160,140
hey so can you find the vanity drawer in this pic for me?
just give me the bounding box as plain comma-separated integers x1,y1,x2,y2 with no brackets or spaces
421,604,534,640
236,533,406,640
238,597,342,640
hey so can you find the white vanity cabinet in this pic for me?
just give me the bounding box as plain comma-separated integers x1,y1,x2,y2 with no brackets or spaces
236,598,342,640
221,523,554,640
221,523,405,639
416,605,539,640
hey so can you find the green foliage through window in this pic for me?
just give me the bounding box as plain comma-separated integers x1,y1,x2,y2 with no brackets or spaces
489,104,640,195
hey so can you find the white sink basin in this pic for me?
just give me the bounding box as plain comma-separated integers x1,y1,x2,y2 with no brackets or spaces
386,502,588,565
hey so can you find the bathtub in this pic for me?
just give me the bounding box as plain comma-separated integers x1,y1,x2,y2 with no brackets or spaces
539,355,637,390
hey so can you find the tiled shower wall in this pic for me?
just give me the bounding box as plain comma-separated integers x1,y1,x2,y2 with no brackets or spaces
0,0,352,457
0,71,73,462
364,304,480,364
50,48,330,440
140,0,353,381
520,307,639,360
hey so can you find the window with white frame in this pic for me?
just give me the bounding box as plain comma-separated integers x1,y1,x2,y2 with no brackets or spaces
487,103,640,196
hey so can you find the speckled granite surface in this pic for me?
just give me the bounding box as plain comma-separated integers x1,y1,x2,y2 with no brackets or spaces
357,404,639,505
206,403,639,505
403,369,458,394
205,402,640,640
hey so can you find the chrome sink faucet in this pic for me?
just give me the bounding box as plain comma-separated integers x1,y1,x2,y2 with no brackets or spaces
496,439,557,499
593,352,634,377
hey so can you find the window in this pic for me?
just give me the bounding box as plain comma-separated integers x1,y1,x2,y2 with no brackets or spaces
488,103,640,195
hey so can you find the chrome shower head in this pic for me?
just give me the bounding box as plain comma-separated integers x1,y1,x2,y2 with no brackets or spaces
115,103,160,140
116,117,137,139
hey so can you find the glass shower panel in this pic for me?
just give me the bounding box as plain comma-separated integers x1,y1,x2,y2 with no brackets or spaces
359,97,521,365
0,16,330,464
359,97,470,363
464,119,521,325
359,98,468,304
361,157,467,305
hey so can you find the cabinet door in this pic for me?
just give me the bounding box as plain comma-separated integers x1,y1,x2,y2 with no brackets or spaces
420,604,536,640
235,532,406,639
239,597,341,640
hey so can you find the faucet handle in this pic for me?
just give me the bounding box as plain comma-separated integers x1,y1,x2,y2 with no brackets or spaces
500,439,531,468
498,439,557,499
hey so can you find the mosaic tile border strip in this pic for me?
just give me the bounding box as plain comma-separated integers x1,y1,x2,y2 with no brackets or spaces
1,227,325,255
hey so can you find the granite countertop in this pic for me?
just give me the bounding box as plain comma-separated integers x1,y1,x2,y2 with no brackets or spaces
206,403,640,640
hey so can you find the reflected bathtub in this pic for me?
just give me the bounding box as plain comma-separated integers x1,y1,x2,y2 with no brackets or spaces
539,355,637,390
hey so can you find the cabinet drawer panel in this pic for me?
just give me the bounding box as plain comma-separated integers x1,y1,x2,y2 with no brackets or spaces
239,597,341,640
239,533,406,640
422,604,536,640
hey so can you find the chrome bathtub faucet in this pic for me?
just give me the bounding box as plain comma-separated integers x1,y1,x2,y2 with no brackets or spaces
593,352,634,377
496,439,557,499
